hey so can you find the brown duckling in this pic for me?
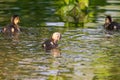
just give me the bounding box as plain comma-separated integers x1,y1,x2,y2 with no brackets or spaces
104,15,120,30
2,15,20,37
42,32,61,51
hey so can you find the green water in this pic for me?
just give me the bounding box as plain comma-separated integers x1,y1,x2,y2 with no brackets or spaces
0,0,120,80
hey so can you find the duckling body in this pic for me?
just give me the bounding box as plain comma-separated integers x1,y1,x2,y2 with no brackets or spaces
104,16,120,30
104,22,120,30
51,48,61,58
42,39,58,50
3,23,20,35
42,32,61,51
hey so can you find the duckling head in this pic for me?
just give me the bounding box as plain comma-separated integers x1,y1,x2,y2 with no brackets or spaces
51,32,61,43
105,15,112,24
11,15,20,25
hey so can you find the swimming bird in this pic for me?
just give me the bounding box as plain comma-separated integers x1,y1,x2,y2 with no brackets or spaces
2,15,20,38
104,15,120,30
42,32,61,51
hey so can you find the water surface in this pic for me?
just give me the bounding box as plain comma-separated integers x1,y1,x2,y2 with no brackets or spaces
0,0,120,80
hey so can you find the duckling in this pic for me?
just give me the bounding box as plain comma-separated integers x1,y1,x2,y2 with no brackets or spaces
2,15,20,38
42,32,61,51
104,15,120,30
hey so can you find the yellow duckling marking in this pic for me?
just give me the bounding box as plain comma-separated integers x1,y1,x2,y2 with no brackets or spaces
11,28,15,33
43,44,46,47
50,42,54,45
114,26,117,30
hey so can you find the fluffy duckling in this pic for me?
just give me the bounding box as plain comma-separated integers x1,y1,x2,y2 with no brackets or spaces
42,32,61,51
2,15,20,37
104,15,120,30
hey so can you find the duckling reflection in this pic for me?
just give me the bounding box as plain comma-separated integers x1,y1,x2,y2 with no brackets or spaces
42,32,61,51
2,15,20,41
104,15,120,30
51,48,61,58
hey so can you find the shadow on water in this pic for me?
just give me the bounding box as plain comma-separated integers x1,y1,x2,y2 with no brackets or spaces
0,0,120,80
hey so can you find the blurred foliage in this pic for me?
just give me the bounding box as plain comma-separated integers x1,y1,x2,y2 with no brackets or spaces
56,0,89,27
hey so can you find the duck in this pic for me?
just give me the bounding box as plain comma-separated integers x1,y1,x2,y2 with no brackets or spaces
104,15,120,30
42,32,61,51
2,15,20,38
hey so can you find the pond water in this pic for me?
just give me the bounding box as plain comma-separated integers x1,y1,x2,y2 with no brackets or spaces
0,0,120,80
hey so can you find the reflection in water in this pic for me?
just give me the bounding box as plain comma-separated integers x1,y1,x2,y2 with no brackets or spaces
46,22,64,26
51,48,61,58
0,25,120,80
2,31,20,42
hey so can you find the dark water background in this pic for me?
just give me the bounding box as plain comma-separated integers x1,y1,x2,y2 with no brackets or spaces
0,0,120,80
